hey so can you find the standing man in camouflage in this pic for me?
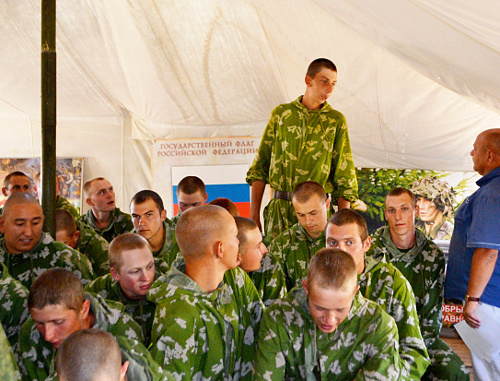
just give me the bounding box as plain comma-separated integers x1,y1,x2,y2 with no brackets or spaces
269,181,329,290
371,187,468,380
56,209,110,277
326,209,430,380
79,177,133,242
17,268,169,381
0,193,95,289
254,248,401,380
235,216,286,307
130,190,177,265
246,58,358,240
149,205,263,380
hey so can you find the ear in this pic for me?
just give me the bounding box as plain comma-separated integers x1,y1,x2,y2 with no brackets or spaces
215,241,224,259
1,187,7,197
325,198,331,210
305,74,313,87
160,209,167,222
383,208,388,221
362,236,371,253
302,279,309,296
203,193,208,203
120,361,129,381
414,204,420,219
110,267,120,282
0,216,4,234
353,284,360,296
85,197,93,207
80,299,91,320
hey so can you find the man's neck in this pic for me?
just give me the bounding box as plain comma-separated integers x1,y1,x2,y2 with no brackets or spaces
149,225,166,253
389,229,416,250
184,258,225,293
92,209,113,229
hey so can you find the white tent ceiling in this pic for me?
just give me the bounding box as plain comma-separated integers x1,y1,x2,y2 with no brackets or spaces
1,0,499,209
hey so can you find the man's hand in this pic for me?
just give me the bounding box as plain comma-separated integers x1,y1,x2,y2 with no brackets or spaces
463,301,481,328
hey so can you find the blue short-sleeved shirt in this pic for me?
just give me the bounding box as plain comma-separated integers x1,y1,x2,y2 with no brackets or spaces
445,166,500,308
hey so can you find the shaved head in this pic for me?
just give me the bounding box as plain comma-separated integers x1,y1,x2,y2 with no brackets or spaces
3,192,42,218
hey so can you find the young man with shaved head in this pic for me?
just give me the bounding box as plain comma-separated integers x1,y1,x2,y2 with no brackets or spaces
17,268,170,381
327,209,430,380
269,181,329,290
149,205,263,380
254,248,401,380
0,193,95,289
235,216,286,307
79,177,133,242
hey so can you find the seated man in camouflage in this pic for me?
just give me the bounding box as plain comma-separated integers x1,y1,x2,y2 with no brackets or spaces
254,248,401,380
235,216,286,307
170,175,208,226
269,181,329,290
34,172,80,219
370,187,469,380
208,197,240,216
56,209,110,277
86,233,168,345
0,193,95,289
56,329,129,381
17,268,169,381
79,177,133,242
1,171,33,199
0,262,29,346
130,190,177,265
149,205,263,381
326,209,429,380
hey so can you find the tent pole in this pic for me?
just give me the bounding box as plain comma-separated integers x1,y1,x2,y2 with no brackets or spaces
41,0,56,237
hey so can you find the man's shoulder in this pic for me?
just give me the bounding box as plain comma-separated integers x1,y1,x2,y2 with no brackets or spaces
85,274,117,298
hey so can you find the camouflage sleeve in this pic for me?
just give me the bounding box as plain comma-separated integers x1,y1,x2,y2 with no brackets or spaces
63,246,96,286
0,323,20,381
106,302,145,344
16,319,51,381
246,108,277,185
254,305,288,380
252,253,287,307
329,119,358,203
83,234,110,277
420,244,446,347
267,233,294,291
84,275,113,299
391,270,430,380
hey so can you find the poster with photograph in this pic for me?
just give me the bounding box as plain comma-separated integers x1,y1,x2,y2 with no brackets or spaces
0,158,84,214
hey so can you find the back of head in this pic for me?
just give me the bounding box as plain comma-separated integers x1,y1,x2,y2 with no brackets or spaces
234,216,257,248
483,128,500,154
292,181,327,204
28,268,84,311
2,192,41,218
83,177,106,199
57,329,123,381
307,248,357,290
3,171,29,188
56,209,77,236
208,197,239,216
306,58,337,78
109,233,150,270
386,187,415,205
130,189,164,212
328,209,369,241
176,205,230,259
177,176,206,195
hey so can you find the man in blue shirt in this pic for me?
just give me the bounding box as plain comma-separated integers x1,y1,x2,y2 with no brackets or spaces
445,128,500,379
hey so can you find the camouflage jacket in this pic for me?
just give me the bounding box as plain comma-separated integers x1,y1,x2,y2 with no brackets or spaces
246,97,358,240
148,258,264,381
17,292,170,381
0,263,29,346
79,207,134,243
0,232,95,289
75,220,110,277
359,254,429,380
56,196,79,219
370,226,446,348
254,288,401,380
269,223,326,291
0,322,20,381
140,220,179,265
248,251,286,307
84,257,169,346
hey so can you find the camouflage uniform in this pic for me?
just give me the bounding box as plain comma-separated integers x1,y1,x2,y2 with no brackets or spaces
0,232,95,289
56,195,80,219
415,219,454,241
0,263,29,346
370,226,469,380
248,251,287,307
0,322,20,381
79,207,134,243
254,288,401,380
84,257,169,345
269,223,326,290
17,292,170,381
148,258,264,381
246,96,358,240
359,254,430,380
75,220,110,277
137,220,179,265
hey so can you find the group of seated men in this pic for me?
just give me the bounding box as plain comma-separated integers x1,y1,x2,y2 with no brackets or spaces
0,171,470,380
